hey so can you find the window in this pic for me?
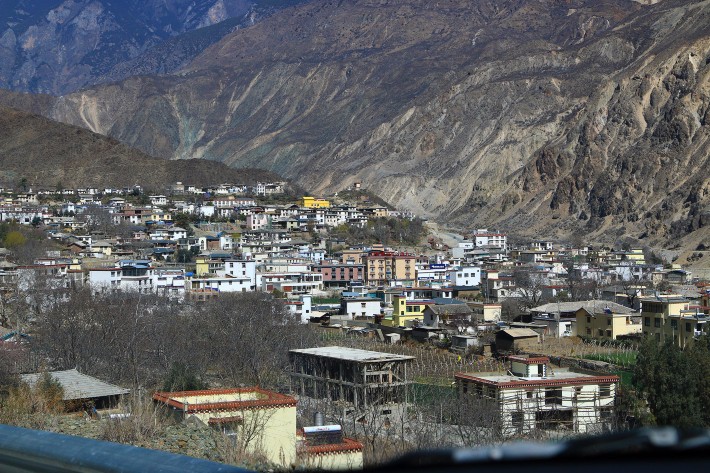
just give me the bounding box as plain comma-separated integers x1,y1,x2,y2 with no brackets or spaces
686,322,692,332
607,318,612,326
587,316,591,323
586,328,591,335
645,317,650,327
606,330,612,338
599,384,611,397
545,389,562,405
654,318,661,328
598,329,604,336
671,319,678,329
511,411,524,431
526,390,533,399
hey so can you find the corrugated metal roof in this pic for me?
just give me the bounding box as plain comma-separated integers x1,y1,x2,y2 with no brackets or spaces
498,328,540,338
426,304,473,315
21,369,129,401
530,300,634,315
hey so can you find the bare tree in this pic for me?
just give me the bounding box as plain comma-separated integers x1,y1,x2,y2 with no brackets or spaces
513,270,547,309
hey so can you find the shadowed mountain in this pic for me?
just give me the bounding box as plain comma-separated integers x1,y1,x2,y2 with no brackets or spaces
0,0,708,247
0,106,281,190
0,0,309,94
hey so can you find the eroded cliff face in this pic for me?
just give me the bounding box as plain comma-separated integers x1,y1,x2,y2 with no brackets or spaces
17,0,710,245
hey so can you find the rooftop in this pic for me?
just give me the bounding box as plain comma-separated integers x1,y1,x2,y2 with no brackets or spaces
290,346,414,363
21,369,129,401
153,387,297,413
530,300,634,315
455,368,619,389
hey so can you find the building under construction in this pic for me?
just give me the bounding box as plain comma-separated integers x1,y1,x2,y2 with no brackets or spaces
289,346,414,412
455,355,619,437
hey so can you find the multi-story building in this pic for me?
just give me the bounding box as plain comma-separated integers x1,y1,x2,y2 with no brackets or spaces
471,229,507,252
576,305,640,340
289,346,413,415
455,356,618,437
363,251,416,286
312,263,365,288
641,296,708,347
88,260,157,294
381,294,434,327
450,266,482,287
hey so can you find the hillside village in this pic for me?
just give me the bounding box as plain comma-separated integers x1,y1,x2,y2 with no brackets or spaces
0,180,708,469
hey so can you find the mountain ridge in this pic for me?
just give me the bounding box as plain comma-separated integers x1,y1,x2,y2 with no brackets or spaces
0,0,707,248
0,105,282,190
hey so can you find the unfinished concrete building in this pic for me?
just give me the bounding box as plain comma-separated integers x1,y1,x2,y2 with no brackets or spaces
455,355,619,437
289,347,413,412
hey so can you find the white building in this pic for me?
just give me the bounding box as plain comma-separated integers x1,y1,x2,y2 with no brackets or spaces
455,356,618,437
284,295,313,324
339,297,382,319
450,266,482,287
471,229,507,252
88,260,156,294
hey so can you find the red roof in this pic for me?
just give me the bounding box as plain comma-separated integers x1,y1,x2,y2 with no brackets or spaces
454,372,619,389
153,387,297,413
508,355,549,365
303,437,363,455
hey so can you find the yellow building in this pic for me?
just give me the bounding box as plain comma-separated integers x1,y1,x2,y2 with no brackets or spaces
576,306,641,340
154,387,363,470
297,427,364,470
301,196,331,208
364,251,416,285
194,256,226,276
382,295,433,327
469,302,502,322
639,296,708,348
153,387,297,467
624,248,646,264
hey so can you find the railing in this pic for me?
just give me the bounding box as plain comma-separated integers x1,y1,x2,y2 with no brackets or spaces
0,424,249,473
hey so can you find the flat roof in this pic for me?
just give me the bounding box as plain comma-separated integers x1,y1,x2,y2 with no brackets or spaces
290,346,414,362
455,369,619,388
153,387,296,413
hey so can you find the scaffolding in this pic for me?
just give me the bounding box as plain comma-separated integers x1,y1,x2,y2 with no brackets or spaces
455,359,618,437
289,347,414,412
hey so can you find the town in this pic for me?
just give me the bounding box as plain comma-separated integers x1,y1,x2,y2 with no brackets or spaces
0,180,708,470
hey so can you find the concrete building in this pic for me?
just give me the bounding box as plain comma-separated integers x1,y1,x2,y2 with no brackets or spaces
450,266,482,287
340,297,381,319
363,251,416,286
468,302,502,323
471,229,507,252
154,388,298,468
289,347,414,414
641,296,708,347
312,263,365,288
455,356,619,437
381,294,434,327
423,303,474,328
576,305,640,340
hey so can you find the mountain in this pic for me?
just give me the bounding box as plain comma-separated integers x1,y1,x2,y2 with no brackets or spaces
0,0,308,94
1,0,708,247
0,106,281,190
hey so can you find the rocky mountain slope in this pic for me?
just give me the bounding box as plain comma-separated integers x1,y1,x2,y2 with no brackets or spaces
0,106,280,190
0,0,307,94
1,0,708,247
